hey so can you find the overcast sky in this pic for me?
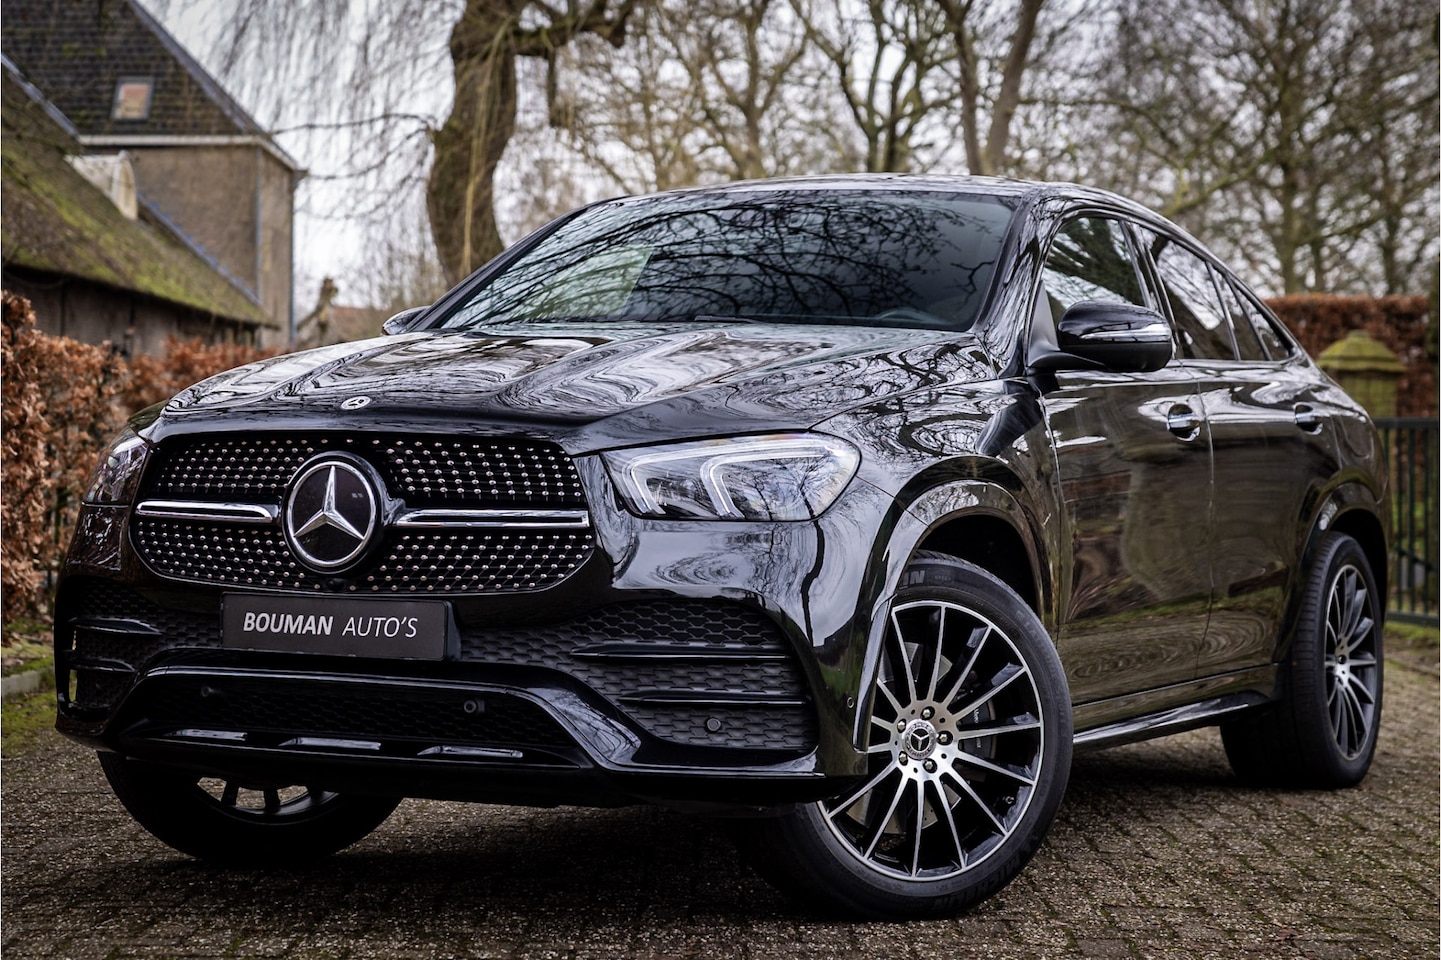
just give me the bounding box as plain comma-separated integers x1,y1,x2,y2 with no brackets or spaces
152,1,450,313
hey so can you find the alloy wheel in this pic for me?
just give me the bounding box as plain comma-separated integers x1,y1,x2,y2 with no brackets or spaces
822,599,1048,880
194,779,339,822
1324,562,1379,760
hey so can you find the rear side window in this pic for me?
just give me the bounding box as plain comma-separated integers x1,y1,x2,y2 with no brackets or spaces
1040,217,1147,322
1216,277,1268,361
1234,288,1295,359
1139,230,1236,361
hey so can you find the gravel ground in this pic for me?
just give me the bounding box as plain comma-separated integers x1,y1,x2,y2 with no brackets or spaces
3,658,1436,960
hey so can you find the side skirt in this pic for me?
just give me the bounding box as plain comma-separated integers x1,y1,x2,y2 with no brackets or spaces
1072,665,1277,752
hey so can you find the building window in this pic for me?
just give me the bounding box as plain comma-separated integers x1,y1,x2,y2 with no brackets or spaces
111,77,154,121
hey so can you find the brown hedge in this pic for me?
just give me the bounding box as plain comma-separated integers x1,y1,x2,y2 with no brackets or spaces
1266,295,1435,418
1,292,273,623
2,292,125,622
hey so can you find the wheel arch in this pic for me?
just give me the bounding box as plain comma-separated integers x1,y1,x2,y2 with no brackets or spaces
915,513,1041,615
851,477,1056,751
1327,506,1388,605
1278,482,1389,664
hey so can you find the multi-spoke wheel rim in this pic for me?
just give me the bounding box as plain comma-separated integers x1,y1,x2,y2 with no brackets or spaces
1324,563,1379,760
821,600,1046,881
193,779,338,822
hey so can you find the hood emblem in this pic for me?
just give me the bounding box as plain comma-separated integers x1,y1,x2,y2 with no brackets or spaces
340,396,372,410
284,456,380,572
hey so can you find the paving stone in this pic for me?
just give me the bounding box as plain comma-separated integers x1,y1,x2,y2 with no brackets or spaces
3,659,1436,959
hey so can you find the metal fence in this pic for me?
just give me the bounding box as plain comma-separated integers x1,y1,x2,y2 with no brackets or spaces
1375,417,1439,625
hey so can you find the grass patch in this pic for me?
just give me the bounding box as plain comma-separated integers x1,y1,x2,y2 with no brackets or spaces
1386,620,1440,652
3,617,52,677
2,676,55,755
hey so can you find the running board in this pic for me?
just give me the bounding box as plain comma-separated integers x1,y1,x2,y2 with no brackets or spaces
1072,692,1270,752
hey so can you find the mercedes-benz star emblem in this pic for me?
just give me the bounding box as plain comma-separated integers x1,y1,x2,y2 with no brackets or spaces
283,456,380,572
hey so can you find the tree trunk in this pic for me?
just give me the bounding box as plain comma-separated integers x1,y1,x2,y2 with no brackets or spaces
427,1,521,285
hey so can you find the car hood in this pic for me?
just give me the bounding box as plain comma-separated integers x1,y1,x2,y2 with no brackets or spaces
155,323,995,446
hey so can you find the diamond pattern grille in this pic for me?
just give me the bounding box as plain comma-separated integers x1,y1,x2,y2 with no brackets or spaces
133,433,592,594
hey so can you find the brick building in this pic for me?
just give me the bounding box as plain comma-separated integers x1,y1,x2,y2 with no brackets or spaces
1,0,302,350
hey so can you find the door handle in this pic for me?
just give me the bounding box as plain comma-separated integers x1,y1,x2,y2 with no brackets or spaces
1166,404,1202,441
1294,403,1322,433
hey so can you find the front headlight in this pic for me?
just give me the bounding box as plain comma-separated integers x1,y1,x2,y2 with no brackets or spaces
83,428,149,504
603,433,860,521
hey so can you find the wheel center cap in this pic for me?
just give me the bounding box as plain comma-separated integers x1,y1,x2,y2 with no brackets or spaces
902,719,938,760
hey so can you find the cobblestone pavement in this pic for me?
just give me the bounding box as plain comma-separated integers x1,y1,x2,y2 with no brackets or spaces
4,660,1436,960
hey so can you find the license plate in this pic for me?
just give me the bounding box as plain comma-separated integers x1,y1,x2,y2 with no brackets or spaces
222,595,447,660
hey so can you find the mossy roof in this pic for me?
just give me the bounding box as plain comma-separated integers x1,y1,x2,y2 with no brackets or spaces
5,0,260,140
1,73,273,326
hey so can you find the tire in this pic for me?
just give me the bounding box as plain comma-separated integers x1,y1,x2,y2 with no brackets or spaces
739,555,1072,919
99,753,401,865
1221,532,1383,788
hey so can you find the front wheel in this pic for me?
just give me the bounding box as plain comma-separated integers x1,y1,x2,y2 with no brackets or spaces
739,556,1072,919
99,753,401,865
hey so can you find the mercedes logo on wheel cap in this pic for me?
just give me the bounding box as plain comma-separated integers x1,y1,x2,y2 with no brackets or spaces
283,455,381,572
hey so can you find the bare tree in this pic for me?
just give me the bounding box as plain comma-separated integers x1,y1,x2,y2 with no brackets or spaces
796,0,955,172
428,1,636,283
936,0,1048,176
165,0,637,286
554,0,845,191
1093,0,1438,294
672,0,813,180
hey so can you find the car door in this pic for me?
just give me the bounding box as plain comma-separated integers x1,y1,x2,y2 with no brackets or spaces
1139,228,1342,676
1033,214,1213,707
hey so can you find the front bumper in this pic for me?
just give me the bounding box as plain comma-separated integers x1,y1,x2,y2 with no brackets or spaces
56,459,902,809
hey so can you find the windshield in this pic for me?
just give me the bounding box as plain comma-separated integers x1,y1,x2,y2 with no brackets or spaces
439,190,1015,332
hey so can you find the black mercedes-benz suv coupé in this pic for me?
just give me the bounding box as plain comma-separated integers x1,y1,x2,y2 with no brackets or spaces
57,176,1387,918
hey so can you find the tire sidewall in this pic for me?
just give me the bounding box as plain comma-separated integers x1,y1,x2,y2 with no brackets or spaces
1290,533,1384,784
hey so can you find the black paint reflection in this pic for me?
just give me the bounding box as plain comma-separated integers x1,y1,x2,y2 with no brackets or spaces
441,191,1014,332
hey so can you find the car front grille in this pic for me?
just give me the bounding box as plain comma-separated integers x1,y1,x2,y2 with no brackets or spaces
131,433,594,594
147,434,587,507
133,520,593,593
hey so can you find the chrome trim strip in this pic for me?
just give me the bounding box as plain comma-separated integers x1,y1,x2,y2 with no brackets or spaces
418,745,525,760
280,736,383,752
393,508,591,529
134,501,589,529
136,500,279,524
70,617,161,636
163,729,249,743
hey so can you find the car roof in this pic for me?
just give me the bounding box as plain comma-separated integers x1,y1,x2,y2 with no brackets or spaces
630,173,1137,208
614,174,1176,236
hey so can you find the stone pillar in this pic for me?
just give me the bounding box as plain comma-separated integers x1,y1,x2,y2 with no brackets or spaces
1317,330,1405,418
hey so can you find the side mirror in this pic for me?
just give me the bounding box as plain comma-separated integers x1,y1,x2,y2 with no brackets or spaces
382,305,430,336
1030,301,1173,374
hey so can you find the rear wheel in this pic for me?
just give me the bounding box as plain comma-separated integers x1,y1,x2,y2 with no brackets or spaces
1222,532,1383,788
99,753,400,865
740,556,1071,918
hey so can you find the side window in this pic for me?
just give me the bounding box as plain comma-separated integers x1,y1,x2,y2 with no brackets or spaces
1235,289,1295,359
1040,217,1147,322
1216,276,1268,361
1140,230,1237,361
